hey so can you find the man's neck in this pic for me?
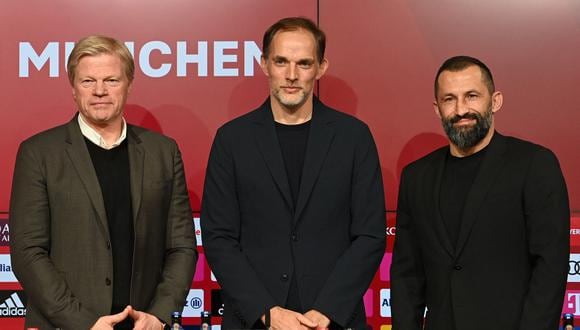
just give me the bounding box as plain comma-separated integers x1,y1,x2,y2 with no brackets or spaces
271,99,314,125
80,114,124,146
449,129,495,158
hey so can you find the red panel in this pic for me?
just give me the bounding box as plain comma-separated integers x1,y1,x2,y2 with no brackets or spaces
0,0,317,212
319,0,580,211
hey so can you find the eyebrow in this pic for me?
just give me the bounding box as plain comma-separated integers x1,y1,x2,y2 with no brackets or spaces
440,89,482,98
78,74,122,80
297,58,314,65
271,55,315,64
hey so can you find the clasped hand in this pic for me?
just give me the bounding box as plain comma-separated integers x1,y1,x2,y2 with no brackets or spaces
91,305,163,330
265,306,331,330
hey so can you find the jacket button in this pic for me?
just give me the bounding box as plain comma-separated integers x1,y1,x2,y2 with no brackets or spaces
454,265,462,270
106,241,111,249
280,273,289,281
291,233,298,242
105,278,111,286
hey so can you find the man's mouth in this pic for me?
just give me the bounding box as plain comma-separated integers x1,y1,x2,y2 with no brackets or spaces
281,86,301,93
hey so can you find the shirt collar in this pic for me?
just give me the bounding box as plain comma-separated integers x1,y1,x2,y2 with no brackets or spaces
78,114,127,150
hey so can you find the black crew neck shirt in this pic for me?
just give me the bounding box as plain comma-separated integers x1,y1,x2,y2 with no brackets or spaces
439,146,487,248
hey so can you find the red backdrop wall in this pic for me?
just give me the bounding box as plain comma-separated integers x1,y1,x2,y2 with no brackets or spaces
0,1,578,328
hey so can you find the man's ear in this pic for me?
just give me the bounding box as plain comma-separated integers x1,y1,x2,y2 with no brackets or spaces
433,100,442,119
315,58,329,80
260,56,269,77
491,91,503,114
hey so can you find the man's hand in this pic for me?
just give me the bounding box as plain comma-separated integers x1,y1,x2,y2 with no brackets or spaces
90,306,130,330
127,306,164,330
261,306,318,330
304,310,331,329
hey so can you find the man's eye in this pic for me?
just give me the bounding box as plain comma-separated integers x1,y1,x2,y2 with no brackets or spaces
80,80,95,87
298,63,312,69
105,79,121,86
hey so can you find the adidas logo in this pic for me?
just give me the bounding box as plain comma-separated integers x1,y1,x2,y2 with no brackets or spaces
0,292,26,316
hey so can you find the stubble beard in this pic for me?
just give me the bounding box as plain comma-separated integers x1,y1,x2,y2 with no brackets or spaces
272,87,308,112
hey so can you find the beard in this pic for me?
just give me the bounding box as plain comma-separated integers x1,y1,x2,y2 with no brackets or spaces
272,87,308,111
441,104,493,150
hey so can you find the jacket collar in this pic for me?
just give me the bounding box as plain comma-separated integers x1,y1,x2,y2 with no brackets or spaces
252,97,336,222
431,131,508,258
64,113,146,240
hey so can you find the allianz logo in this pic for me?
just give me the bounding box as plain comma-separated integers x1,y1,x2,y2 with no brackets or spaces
0,292,26,317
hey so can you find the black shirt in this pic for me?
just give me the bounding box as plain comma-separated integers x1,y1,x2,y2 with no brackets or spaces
85,138,134,327
439,146,487,248
275,120,311,206
275,120,311,312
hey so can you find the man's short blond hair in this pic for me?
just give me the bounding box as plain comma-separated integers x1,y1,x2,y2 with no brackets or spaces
67,35,134,85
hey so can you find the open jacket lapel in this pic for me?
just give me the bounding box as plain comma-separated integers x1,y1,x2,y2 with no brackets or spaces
455,132,507,258
127,126,144,225
431,149,455,258
293,99,335,223
253,100,295,212
64,115,110,241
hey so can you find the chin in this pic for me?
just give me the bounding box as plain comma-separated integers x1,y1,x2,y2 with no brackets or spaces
283,96,307,107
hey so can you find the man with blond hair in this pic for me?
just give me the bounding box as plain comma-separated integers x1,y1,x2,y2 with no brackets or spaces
10,35,196,329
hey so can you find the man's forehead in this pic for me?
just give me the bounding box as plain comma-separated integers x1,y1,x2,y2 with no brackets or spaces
78,52,121,62
75,55,126,80
439,67,485,87
77,54,124,69
270,29,316,51
441,65,482,79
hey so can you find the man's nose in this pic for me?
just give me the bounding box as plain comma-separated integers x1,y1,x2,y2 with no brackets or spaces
456,98,469,116
286,63,297,82
93,81,108,96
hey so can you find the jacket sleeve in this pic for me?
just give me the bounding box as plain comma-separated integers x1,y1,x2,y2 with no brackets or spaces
519,148,569,330
147,141,198,322
390,166,426,330
201,129,277,327
10,140,99,329
309,124,386,327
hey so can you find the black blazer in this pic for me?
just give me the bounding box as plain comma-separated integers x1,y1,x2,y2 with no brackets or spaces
390,132,569,330
201,98,385,329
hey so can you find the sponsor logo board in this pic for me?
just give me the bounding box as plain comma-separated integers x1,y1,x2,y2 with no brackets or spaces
0,219,9,246
568,254,580,282
380,289,391,317
194,217,202,246
0,254,17,282
211,289,225,317
572,217,580,250
0,291,26,317
194,253,205,282
182,289,204,317
363,289,373,317
380,253,392,281
563,290,580,315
